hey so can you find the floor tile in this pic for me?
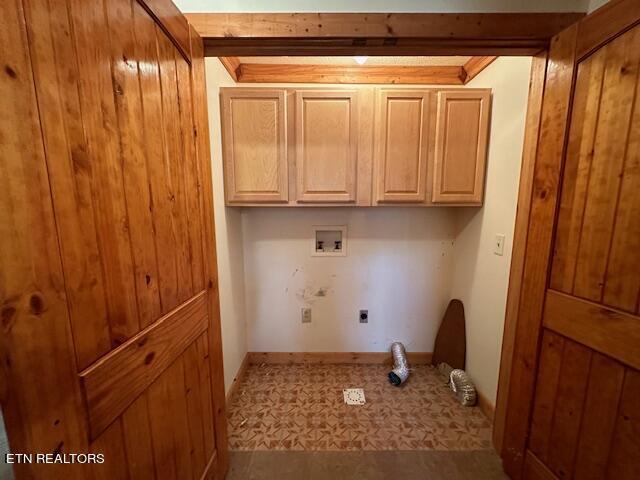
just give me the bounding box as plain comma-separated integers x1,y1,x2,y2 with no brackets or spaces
228,363,492,452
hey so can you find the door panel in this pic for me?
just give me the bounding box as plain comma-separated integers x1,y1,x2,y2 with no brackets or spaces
295,90,358,203
550,26,640,310
503,3,640,479
1,0,226,478
432,90,490,204
374,90,431,203
220,89,289,203
0,2,88,478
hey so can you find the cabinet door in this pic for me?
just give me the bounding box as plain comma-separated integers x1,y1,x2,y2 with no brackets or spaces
374,90,431,203
295,90,358,203
432,90,490,204
221,89,288,203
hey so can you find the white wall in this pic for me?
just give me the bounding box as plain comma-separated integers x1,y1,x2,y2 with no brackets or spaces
205,59,248,394
242,208,457,353
449,57,532,405
175,0,588,13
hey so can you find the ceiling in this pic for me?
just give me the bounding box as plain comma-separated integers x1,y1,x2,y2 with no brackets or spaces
237,56,473,66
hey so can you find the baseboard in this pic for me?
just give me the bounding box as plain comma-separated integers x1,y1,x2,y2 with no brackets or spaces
476,388,495,422
225,353,250,404
247,351,433,365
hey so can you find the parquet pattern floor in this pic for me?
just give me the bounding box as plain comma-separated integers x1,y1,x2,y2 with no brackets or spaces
227,364,492,451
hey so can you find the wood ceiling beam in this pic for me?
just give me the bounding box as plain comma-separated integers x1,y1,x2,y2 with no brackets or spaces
235,64,465,85
187,12,585,56
461,56,498,84
205,40,542,57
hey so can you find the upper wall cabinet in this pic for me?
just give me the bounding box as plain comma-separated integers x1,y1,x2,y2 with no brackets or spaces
221,89,288,203
373,90,433,204
295,90,358,203
219,87,491,207
432,90,491,205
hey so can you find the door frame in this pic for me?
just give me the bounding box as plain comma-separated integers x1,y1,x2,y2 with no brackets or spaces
184,0,586,458
185,0,636,474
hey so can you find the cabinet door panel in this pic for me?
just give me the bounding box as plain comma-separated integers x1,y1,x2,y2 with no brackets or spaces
295,90,358,202
433,90,490,204
374,90,431,203
221,89,288,203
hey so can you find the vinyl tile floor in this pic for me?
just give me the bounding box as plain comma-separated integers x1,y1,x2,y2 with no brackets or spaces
226,450,508,480
228,363,493,451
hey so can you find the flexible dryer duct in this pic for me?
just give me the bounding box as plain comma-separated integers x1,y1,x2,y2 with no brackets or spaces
388,342,410,386
449,369,477,406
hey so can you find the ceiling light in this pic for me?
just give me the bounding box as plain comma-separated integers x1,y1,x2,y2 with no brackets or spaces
353,56,368,65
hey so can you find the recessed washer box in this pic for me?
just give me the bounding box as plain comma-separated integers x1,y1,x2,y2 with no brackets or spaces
312,225,347,257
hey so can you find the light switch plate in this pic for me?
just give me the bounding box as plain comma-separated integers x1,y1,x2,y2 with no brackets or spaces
301,308,312,323
494,234,505,256
343,388,366,405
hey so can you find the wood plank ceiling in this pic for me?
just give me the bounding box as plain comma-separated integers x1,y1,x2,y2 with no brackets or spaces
218,56,497,85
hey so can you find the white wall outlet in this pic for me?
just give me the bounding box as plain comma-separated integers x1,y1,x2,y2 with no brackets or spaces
494,234,506,256
301,307,312,323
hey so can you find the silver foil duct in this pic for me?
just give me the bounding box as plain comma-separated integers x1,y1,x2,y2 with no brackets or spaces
449,369,477,406
388,342,410,386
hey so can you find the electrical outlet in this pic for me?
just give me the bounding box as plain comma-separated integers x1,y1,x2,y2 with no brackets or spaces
494,234,506,256
301,308,312,323
359,310,368,323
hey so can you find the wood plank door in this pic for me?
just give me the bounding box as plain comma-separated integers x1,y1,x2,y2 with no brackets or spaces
502,1,640,479
220,88,289,203
294,90,359,203
432,90,491,205
373,90,433,204
0,0,228,478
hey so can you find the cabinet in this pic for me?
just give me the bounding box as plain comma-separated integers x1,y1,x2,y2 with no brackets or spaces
219,87,491,207
295,90,358,203
373,90,433,204
220,89,289,203
432,90,490,204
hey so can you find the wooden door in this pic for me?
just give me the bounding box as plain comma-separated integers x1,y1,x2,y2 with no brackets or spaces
0,0,227,478
220,88,289,203
294,90,358,203
374,90,432,203
432,90,490,205
502,1,640,479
